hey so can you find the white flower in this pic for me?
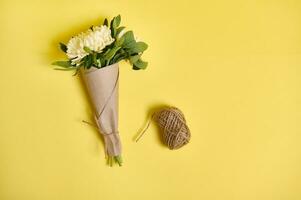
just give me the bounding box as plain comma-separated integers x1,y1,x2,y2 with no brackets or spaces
84,26,114,52
66,25,114,64
66,33,87,64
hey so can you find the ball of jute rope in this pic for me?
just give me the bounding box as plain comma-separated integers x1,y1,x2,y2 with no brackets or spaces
153,107,191,150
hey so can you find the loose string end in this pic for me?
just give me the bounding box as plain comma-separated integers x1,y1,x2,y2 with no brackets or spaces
82,120,98,128
135,113,154,142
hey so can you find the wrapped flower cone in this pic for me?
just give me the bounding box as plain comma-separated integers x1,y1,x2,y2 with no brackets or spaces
81,63,122,165
52,15,148,166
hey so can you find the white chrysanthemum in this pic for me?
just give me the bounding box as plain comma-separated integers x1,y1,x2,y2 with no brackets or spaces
83,26,114,52
66,34,87,64
66,25,114,64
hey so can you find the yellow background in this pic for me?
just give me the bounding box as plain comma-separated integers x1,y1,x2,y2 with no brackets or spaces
0,0,300,199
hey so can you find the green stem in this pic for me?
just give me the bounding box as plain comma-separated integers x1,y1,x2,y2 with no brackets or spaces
107,155,122,167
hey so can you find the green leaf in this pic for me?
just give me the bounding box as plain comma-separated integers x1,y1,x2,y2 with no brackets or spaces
111,15,121,29
115,55,127,63
114,15,121,27
52,61,73,68
133,59,148,69
116,26,125,36
100,57,105,67
123,31,135,41
103,18,108,26
54,67,75,71
96,53,106,67
84,55,93,69
92,54,98,66
110,17,115,28
111,49,128,63
115,36,125,47
123,40,136,49
128,42,148,54
129,54,141,64
110,16,119,37
132,65,140,70
121,31,135,46
104,46,121,64
83,46,93,54
95,59,101,68
59,43,67,53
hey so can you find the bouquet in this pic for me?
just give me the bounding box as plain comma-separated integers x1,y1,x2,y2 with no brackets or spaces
52,15,148,166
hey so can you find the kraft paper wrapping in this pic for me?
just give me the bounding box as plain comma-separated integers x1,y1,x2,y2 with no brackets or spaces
81,63,121,156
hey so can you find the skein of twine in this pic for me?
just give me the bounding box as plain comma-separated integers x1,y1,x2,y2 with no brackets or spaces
136,106,191,150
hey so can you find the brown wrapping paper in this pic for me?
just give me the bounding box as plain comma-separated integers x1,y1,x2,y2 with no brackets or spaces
81,63,121,156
